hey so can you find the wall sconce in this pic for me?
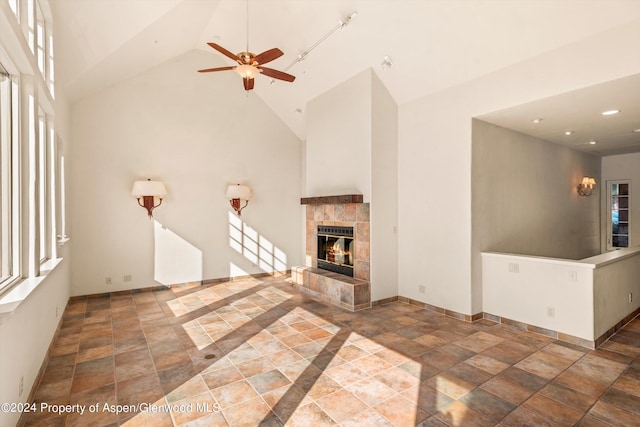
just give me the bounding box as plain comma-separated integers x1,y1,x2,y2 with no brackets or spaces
226,184,251,216
577,176,596,196
131,179,167,218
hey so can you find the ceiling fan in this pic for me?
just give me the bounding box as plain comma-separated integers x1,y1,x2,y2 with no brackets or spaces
198,43,295,91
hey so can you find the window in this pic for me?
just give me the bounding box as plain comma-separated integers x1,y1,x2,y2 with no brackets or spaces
47,32,55,96
0,1,60,298
9,0,18,17
0,65,19,290
607,181,630,249
26,0,36,53
37,19,45,75
55,139,67,246
38,116,48,262
27,94,36,275
49,127,58,258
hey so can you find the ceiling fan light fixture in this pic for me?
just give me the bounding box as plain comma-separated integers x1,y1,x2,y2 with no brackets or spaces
235,64,260,79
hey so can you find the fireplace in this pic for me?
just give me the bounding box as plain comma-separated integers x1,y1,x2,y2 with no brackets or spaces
317,225,354,277
293,198,370,311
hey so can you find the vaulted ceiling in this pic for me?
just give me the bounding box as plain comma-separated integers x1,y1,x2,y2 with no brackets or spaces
52,0,640,146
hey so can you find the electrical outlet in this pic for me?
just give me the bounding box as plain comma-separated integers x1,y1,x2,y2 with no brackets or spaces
105,277,111,285
546,307,555,318
508,263,519,273
569,271,577,282
123,274,132,282
55,305,58,318
630,293,633,303
19,376,23,396
418,285,426,294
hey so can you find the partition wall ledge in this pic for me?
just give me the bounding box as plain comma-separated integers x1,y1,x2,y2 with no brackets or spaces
482,246,640,345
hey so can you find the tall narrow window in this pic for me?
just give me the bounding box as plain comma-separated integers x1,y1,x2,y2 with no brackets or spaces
47,32,55,97
55,134,67,247
607,181,631,249
9,0,18,17
38,117,47,262
28,94,37,275
26,0,36,53
0,69,12,283
0,65,19,290
37,20,45,75
49,127,57,258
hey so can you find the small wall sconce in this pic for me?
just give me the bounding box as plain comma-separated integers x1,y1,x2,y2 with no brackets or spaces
577,176,596,196
226,184,251,216
131,179,168,218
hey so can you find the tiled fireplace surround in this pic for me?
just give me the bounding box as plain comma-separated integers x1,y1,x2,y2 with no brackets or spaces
292,197,371,311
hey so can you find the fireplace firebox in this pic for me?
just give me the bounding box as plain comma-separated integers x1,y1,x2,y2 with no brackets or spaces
317,226,354,277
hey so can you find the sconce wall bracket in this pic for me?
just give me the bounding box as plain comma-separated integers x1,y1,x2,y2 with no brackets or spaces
229,198,249,216
226,184,251,216
137,195,163,218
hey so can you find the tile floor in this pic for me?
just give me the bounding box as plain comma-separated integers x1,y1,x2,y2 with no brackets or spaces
23,275,640,426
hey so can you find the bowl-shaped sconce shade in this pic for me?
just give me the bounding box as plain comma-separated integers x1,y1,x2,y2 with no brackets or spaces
226,184,251,200
131,180,168,197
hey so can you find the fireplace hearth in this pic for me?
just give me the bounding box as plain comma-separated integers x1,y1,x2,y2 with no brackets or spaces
317,225,354,277
292,198,370,311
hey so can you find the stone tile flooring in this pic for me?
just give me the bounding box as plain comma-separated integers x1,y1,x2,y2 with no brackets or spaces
24,276,640,426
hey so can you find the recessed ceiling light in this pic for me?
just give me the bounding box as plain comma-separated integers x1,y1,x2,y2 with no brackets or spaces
564,131,573,136
602,109,620,116
532,118,542,124
589,140,597,145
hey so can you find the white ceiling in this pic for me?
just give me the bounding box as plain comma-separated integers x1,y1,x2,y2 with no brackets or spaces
52,0,640,148
478,73,640,156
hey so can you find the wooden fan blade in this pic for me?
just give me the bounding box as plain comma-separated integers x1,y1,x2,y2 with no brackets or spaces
258,67,295,82
254,48,283,65
207,43,240,62
243,77,255,91
197,66,236,73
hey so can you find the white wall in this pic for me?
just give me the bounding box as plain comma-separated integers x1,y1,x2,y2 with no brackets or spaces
69,50,302,295
399,17,640,316
371,73,398,301
601,152,640,251
0,260,70,427
304,69,399,301
482,253,594,340
483,248,640,342
305,70,372,201
593,251,640,338
472,120,601,310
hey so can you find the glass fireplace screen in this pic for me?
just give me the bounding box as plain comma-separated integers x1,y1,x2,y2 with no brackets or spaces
317,225,354,277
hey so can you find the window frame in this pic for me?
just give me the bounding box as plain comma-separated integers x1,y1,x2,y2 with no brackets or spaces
37,114,48,263
25,0,36,54
0,65,21,293
0,0,61,301
9,0,19,18
606,180,631,250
